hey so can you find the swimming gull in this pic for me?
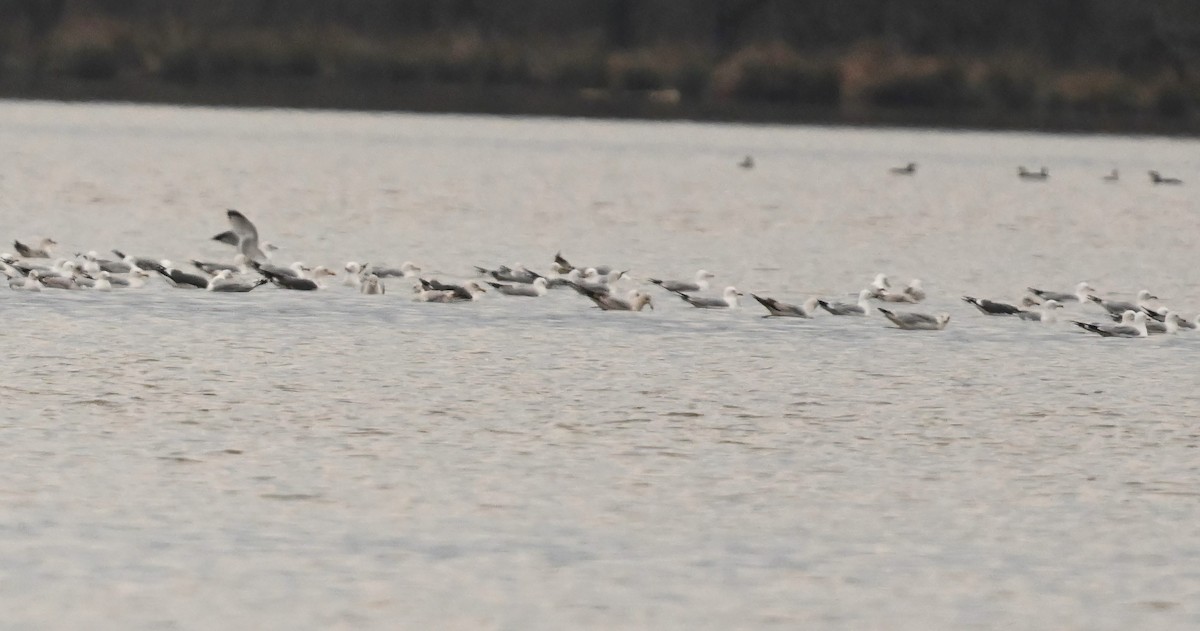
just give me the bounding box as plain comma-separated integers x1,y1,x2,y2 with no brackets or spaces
879,308,951,330
1073,311,1148,338
111,250,162,271
1017,299,1064,322
751,294,818,318
476,264,542,284
418,278,486,301
1018,166,1049,180
206,270,270,292
92,271,113,291
192,259,241,276
1145,310,1180,335
818,289,872,316
963,296,1023,315
1088,290,1157,317
1027,281,1094,303
675,286,742,309
9,270,42,291
1103,169,1119,182
488,277,548,297
253,261,320,290
360,274,385,295
13,238,57,258
369,262,421,278
903,279,926,302
151,261,209,289
578,287,654,311
889,162,917,175
1149,170,1183,185
648,270,715,293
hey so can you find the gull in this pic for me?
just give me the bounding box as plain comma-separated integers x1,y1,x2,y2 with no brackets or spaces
963,296,1023,315
9,270,42,291
488,277,548,297
344,261,366,288
818,289,872,316
108,268,151,288
212,229,279,252
889,162,917,175
223,209,268,262
360,274,385,295
648,270,714,293
879,308,951,330
1088,290,1157,317
551,251,574,275
369,262,421,278
739,155,755,169
1149,170,1183,185
546,268,584,290
151,260,209,289
1018,166,1049,180
192,259,241,276
675,286,742,309
877,289,919,303
476,264,541,284
253,261,323,290
78,251,130,274
1145,310,1180,335
1103,169,1119,182
418,279,486,301
1017,299,1064,322
903,279,926,302
412,287,456,303
751,294,818,318
1073,311,1148,338
207,270,269,292
92,271,113,292
40,271,81,290
1175,314,1199,331
1028,281,1094,303
13,238,57,258
111,250,161,271
578,287,654,311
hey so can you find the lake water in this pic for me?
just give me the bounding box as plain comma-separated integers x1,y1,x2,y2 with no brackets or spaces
1,100,1198,630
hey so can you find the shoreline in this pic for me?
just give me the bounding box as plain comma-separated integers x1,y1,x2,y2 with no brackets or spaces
1,77,1195,137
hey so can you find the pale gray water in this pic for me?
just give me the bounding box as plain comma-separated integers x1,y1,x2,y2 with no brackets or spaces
1,101,1199,629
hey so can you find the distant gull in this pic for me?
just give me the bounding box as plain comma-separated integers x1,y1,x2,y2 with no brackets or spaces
963,296,1023,315
1028,281,1094,303
1017,299,1063,322
674,286,742,309
1073,311,1148,337
739,155,755,169
1088,290,1157,317
889,162,917,175
879,308,951,330
1149,170,1183,185
751,294,818,318
1103,169,1119,182
488,277,548,297
13,238,57,258
818,289,871,316
648,270,715,293
1018,166,1049,180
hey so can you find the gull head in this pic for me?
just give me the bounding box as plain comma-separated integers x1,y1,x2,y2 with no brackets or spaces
1137,289,1157,302
345,261,362,274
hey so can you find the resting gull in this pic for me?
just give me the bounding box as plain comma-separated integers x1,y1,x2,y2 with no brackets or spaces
818,290,871,316
963,296,1023,316
879,308,951,330
370,262,421,278
903,279,926,302
1017,299,1064,322
419,279,486,301
1149,170,1183,185
751,294,818,318
207,270,270,292
648,270,715,293
1103,169,1119,182
476,264,542,284
151,261,209,289
488,277,548,297
1027,281,1094,303
1088,290,1157,317
1073,311,1148,338
675,286,742,309
578,287,654,311
1018,166,1049,180
889,162,917,175
10,270,42,291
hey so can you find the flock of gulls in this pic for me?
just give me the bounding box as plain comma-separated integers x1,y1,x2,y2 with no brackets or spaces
3,209,1192,339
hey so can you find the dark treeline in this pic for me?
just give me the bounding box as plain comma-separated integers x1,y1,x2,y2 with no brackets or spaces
3,0,1200,131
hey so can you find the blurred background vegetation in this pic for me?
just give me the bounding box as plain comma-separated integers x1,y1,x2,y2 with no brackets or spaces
3,0,1200,131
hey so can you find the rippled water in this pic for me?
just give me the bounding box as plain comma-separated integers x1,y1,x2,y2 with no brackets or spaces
2,100,1199,629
